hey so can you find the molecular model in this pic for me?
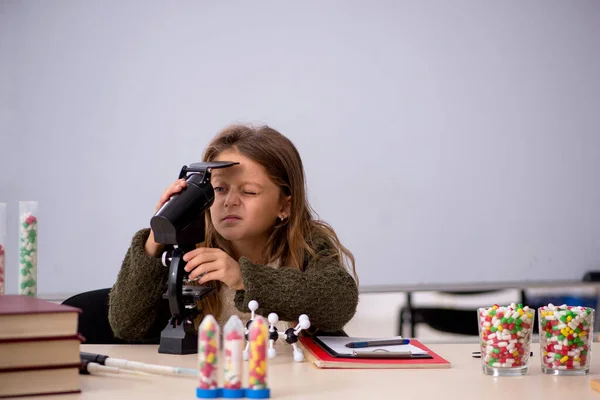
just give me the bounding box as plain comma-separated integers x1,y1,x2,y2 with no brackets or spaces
242,300,311,363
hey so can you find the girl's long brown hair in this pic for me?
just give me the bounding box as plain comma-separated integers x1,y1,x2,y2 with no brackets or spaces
196,124,358,319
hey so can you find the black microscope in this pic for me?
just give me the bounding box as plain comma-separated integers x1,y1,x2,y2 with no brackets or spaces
150,161,238,355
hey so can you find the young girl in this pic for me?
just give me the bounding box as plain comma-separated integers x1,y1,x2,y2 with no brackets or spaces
108,123,359,341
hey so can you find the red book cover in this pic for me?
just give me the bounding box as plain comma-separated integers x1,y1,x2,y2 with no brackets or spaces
0,363,83,374
0,295,81,316
0,389,81,399
0,364,81,398
0,334,84,372
0,334,84,344
0,295,81,340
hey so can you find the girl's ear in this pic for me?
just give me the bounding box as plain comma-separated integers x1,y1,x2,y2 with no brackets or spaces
279,195,292,219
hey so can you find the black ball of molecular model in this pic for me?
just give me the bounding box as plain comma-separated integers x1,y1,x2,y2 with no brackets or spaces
242,300,311,362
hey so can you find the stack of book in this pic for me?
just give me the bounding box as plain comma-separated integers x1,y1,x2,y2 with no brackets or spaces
0,295,82,398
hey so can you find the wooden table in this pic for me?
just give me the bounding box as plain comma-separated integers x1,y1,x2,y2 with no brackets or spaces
43,342,600,400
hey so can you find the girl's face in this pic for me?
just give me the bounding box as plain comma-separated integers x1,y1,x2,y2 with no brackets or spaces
210,150,288,243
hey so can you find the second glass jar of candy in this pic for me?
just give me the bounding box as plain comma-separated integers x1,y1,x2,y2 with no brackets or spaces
538,304,594,376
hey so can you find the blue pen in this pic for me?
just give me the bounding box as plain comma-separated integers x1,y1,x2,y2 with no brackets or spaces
345,338,410,348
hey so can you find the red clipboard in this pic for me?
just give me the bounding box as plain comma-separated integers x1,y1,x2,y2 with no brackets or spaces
299,336,452,369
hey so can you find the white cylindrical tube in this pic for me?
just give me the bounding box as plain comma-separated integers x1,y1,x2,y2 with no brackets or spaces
222,315,245,398
196,314,221,398
104,358,196,377
246,315,270,398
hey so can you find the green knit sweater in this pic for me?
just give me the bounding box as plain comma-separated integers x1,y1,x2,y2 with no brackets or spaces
108,227,359,341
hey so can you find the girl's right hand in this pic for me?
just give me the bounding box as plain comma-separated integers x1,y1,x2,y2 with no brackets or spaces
154,178,187,213
145,178,187,256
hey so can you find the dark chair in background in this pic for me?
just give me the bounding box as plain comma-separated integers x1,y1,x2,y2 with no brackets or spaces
398,289,528,338
61,288,171,344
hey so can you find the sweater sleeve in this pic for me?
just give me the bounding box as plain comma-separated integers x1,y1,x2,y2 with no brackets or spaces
233,237,359,333
107,228,169,341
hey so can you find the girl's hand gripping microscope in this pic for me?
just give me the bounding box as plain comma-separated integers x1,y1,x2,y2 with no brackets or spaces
150,161,238,355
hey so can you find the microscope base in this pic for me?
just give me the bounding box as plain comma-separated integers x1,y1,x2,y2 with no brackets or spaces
158,322,198,355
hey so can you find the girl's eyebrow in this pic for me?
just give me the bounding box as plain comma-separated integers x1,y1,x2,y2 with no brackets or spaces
211,173,227,181
211,175,263,188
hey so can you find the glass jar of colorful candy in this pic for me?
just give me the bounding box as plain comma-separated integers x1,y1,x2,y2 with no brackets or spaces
477,303,535,376
538,304,594,376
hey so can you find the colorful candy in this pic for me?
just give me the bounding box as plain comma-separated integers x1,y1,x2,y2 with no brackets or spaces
539,304,594,375
18,202,38,297
222,315,245,399
196,314,221,399
246,315,270,399
478,303,535,374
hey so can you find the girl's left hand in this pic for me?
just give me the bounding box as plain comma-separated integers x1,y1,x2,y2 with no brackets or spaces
183,248,244,290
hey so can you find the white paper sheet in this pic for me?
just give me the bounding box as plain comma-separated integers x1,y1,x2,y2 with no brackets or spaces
316,336,429,357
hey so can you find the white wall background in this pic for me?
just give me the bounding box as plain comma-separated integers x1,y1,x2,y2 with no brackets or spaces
1,0,600,297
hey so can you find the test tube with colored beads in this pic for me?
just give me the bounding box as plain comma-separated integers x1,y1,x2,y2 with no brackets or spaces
196,315,221,399
222,315,245,398
246,315,270,399
18,201,38,297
